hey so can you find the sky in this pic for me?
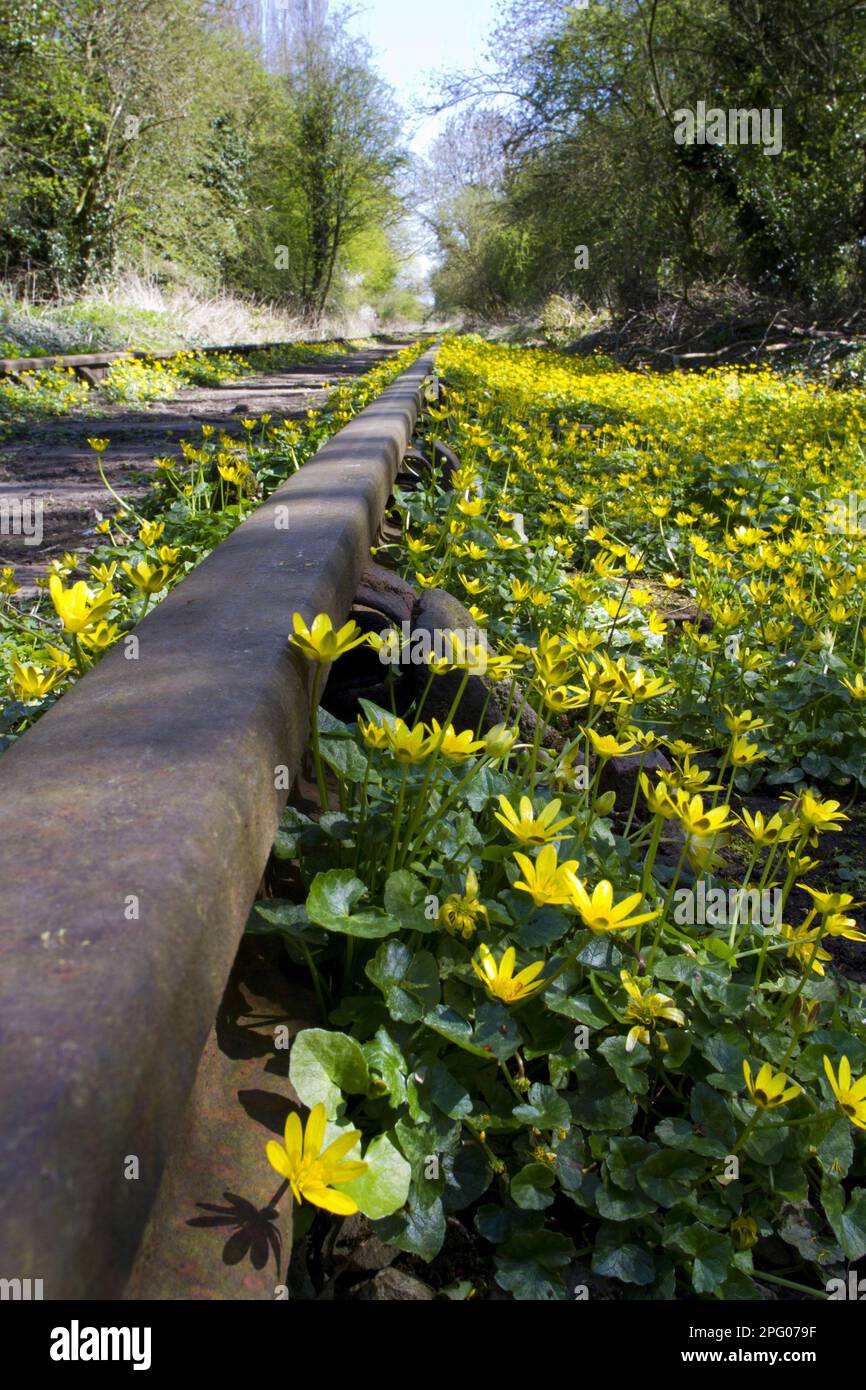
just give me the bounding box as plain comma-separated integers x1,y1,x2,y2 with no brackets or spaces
345,0,501,154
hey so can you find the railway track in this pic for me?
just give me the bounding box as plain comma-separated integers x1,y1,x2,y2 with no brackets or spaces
0,339,413,591
0,344,439,1299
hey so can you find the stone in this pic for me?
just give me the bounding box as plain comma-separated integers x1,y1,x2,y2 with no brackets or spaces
350,1268,436,1300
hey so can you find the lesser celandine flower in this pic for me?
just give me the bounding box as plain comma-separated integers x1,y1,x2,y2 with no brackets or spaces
471,943,547,1004
494,794,575,846
823,1056,866,1129
438,868,488,939
483,724,517,760
383,717,432,764
842,673,866,700
730,1215,759,1251
48,575,114,633
290,611,367,664
739,808,794,846
587,729,635,759
742,1060,801,1109
781,788,848,842
9,660,60,701
121,559,173,595
674,793,735,839
570,878,659,935
620,971,686,1051
512,844,580,907
428,720,486,761
266,1103,368,1213
357,716,390,750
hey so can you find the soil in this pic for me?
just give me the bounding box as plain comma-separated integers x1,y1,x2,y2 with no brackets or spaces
0,345,407,593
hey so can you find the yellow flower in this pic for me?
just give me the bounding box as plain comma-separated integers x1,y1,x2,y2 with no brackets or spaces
88,560,117,586
742,1060,801,1109
620,971,686,1051
357,716,390,750
512,844,580,906
782,921,832,974
781,789,848,843
87,436,110,453
729,735,764,767
265,1103,368,1214
471,943,547,1004
40,643,75,674
494,794,575,846
823,1056,866,1129
842,673,866,700
569,879,659,935
10,660,60,701
79,621,122,651
290,612,368,664
739,809,794,847
428,721,487,761
674,794,735,838
483,724,518,760
138,519,165,546
385,717,432,764
121,559,173,595
48,575,115,633
438,868,488,939
730,1215,759,1251
587,729,635,759
640,773,677,818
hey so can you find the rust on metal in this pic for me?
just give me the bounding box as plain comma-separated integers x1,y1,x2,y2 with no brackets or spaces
0,346,436,1298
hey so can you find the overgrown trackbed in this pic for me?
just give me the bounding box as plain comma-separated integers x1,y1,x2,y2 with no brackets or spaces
0,343,408,591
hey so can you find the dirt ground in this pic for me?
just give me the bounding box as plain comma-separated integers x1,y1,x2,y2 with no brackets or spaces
0,345,405,593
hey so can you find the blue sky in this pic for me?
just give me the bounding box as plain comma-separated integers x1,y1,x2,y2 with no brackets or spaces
346,0,500,153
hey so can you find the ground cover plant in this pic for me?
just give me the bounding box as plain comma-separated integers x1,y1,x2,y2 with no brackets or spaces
0,339,361,428
254,336,866,1301
0,341,427,750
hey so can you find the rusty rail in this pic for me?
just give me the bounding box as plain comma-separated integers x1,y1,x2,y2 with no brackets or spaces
0,333,408,380
0,347,437,1298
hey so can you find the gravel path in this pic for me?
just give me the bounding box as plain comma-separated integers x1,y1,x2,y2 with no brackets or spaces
0,344,407,592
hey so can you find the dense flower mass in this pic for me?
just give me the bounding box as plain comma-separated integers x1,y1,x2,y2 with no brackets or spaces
5,332,866,1300
258,337,866,1301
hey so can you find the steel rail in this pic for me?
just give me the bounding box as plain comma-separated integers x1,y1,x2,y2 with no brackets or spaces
0,346,437,1299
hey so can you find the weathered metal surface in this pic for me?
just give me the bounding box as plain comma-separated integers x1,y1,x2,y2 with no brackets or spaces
124,937,317,1300
0,347,436,1298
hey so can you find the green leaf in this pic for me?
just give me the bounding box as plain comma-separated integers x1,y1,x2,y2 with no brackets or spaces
366,940,440,1022
442,1144,491,1213
473,1000,521,1060
363,1028,407,1108
429,1062,472,1119
374,1193,446,1261
511,1162,557,1210
605,1136,658,1190
598,1035,650,1094
570,1057,637,1131
307,870,401,937
596,1180,657,1221
821,1180,866,1261
288,1028,370,1111
494,1257,564,1300
341,1132,411,1220
319,733,368,782
513,1082,571,1131
591,1222,655,1285
637,1150,706,1207
689,1082,737,1148
423,1004,491,1057
383,870,437,932
675,1225,733,1294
